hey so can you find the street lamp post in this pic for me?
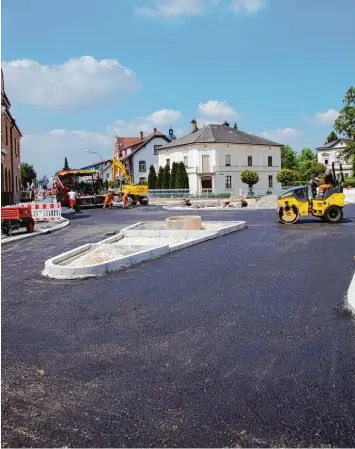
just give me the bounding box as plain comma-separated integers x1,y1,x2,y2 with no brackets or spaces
84,150,105,183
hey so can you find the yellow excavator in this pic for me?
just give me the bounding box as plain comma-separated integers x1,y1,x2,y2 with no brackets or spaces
110,157,149,206
277,162,345,224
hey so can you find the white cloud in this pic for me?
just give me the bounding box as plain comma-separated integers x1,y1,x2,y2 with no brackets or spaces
21,109,181,176
146,109,181,125
229,0,267,13
306,109,339,126
197,100,240,121
137,0,266,18
255,127,302,145
137,0,204,17
2,56,138,110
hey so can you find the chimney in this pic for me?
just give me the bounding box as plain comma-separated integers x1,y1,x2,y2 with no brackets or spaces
153,127,157,133
190,119,198,133
140,131,144,140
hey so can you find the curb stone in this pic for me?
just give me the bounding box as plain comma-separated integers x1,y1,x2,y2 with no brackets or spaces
1,219,70,246
346,272,355,316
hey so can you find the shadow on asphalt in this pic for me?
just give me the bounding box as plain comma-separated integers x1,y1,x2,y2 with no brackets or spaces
63,213,92,220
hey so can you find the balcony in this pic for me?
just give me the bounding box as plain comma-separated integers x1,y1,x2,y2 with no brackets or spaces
196,165,216,174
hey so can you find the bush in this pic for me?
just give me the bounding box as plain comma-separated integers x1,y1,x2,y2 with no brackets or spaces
276,168,297,186
344,177,355,187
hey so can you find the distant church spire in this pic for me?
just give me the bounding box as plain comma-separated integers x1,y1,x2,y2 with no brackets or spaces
169,126,176,140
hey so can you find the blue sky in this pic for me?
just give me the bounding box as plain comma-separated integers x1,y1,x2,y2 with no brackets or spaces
2,0,355,177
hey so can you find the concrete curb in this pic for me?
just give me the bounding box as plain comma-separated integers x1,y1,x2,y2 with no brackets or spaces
346,272,355,315
42,221,246,279
1,219,70,246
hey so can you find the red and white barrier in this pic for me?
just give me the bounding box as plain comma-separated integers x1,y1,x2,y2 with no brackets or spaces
31,203,63,222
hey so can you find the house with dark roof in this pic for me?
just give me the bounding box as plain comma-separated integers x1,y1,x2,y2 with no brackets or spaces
113,127,175,183
315,138,352,177
157,119,283,194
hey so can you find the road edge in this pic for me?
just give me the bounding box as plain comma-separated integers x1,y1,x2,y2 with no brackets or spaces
346,272,355,315
1,219,70,246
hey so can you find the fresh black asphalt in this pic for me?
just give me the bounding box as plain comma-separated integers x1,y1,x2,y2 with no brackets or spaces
2,206,355,448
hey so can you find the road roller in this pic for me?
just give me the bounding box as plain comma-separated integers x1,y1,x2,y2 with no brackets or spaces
277,162,345,224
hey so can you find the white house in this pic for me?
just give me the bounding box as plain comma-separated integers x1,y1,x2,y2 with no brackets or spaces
81,159,113,182
115,128,175,184
315,138,352,177
157,120,282,195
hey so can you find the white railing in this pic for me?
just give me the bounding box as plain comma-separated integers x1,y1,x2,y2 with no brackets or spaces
345,189,355,204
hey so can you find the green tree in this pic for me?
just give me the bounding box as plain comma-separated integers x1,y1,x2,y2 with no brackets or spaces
63,157,70,170
182,164,190,189
324,131,338,144
103,179,109,189
233,122,238,130
156,166,164,189
298,147,316,164
240,170,259,188
148,165,157,189
298,161,326,180
162,163,171,189
20,163,37,187
276,169,297,186
175,162,183,189
169,162,178,189
334,86,355,175
281,145,298,170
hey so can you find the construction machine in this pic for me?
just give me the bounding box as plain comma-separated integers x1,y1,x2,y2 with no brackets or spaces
277,162,346,224
111,158,149,206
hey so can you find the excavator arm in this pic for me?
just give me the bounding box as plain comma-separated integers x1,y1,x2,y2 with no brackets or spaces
111,157,132,186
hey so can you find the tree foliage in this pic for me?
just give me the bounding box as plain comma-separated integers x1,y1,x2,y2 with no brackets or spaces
169,162,178,189
324,131,338,144
281,145,298,170
156,166,164,189
175,162,189,189
162,163,171,189
233,122,238,130
240,170,259,187
276,169,297,186
334,86,355,175
20,163,37,187
63,157,70,170
148,165,157,189
298,147,316,163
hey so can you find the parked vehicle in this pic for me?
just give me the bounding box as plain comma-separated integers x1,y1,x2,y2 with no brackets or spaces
1,205,35,235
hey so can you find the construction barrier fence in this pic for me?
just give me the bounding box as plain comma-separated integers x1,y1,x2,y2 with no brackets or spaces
31,203,64,222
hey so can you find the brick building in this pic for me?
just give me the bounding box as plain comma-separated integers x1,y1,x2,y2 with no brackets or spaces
1,68,22,205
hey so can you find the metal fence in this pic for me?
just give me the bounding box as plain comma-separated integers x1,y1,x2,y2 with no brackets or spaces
148,189,232,199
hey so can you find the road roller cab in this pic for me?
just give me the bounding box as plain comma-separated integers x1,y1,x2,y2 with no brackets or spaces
277,162,345,224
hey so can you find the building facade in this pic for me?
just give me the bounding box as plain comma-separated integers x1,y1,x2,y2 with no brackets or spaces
114,128,173,184
81,159,113,182
1,69,22,205
158,120,282,195
316,138,352,177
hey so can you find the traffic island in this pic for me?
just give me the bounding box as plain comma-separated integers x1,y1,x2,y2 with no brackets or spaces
42,219,246,279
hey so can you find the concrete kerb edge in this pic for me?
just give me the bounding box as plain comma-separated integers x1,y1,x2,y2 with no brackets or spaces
346,272,355,316
1,219,70,246
42,220,247,280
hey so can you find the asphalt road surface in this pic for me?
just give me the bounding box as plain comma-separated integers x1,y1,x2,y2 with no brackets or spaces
2,206,355,448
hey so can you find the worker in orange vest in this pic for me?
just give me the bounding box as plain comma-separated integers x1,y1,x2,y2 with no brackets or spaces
122,191,131,208
103,191,114,208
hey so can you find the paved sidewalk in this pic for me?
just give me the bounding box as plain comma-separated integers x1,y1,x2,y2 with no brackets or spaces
1,220,69,244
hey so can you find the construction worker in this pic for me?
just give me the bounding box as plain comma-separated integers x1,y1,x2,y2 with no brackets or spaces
315,170,334,198
122,191,131,208
103,190,114,208
68,188,78,209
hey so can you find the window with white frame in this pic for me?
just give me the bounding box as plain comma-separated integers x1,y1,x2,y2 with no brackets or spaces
183,156,188,167
225,176,232,189
139,161,146,172
248,156,252,166
166,159,170,167
225,154,231,166
268,156,272,167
